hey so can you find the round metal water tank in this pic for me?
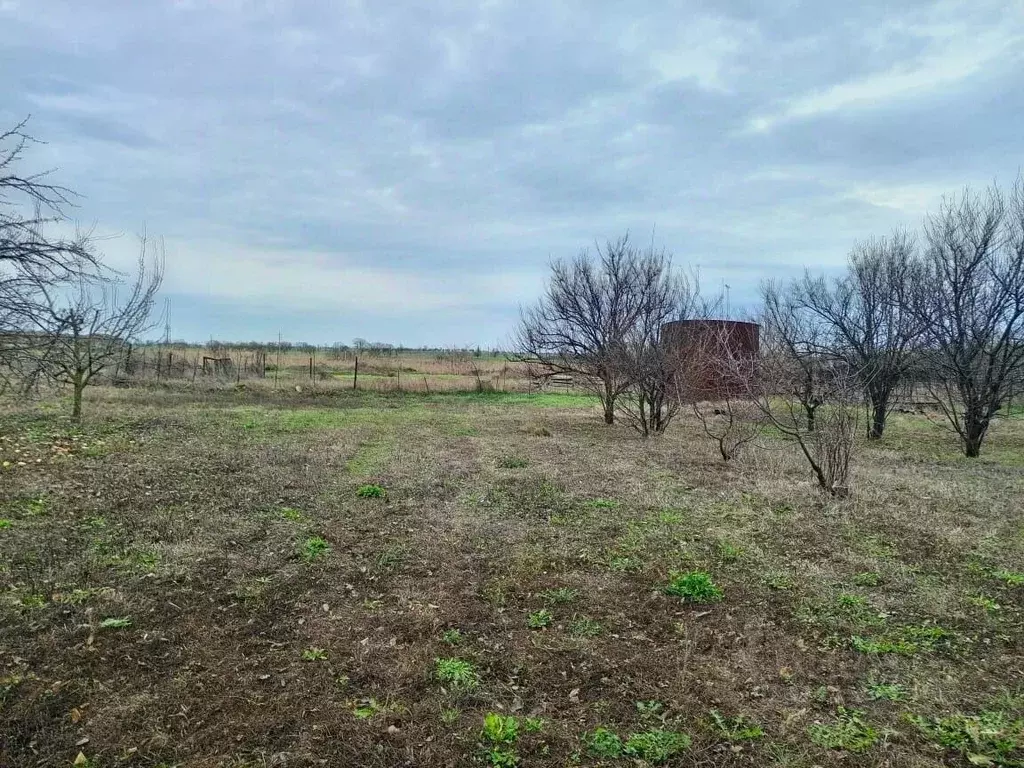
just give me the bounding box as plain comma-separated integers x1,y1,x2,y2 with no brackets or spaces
661,319,760,401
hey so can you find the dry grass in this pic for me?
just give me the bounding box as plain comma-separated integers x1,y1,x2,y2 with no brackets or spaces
0,386,1022,767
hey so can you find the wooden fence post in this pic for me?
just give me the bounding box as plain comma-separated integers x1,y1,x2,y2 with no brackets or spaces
353,356,358,390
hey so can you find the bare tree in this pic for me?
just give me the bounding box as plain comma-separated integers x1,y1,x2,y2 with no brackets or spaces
913,179,1024,457
692,395,763,461
718,313,859,496
791,230,925,439
1,118,100,392
513,235,670,424
23,234,164,419
760,280,827,431
612,263,711,436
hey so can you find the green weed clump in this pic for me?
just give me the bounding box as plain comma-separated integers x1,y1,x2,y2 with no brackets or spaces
708,710,764,740
908,710,1024,766
623,729,692,764
434,658,480,691
851,625,956,656
527,609,553,629
807,709,878,752
299,536,331,562
480,712,520,767
356,483,386,498
662,571,723,603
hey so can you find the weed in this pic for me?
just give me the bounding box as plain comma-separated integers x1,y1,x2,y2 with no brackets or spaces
909,710,1024,766
497,455,529,469
708,710,765,740
584,727,623,758
482,712,519,744
356,484,386,499
299,536,331,562
279,507,304,521
301,648,327,661
441,628,463,645
586,498,620,509
851,624,956,656
481,713,519,767
441,707,460,725
763,571,795,590
434,658,479,691
539,587,577,605
807,709,878,752
374,545,406,573
623,729,692,764
523,717,545,733
865,679,906,701
351,698,386,719
657,508,684,524
567,616,602,638
0,519,11,530
715,540,744,562
970,594,1002,612
609,555,642,573
636,700,667,724
662,571,724,603
852,571,883,587
527,609,553,629
99,617,132,629
994,570,1024,587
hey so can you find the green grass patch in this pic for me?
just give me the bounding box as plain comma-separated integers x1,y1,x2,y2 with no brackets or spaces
662,571,723,603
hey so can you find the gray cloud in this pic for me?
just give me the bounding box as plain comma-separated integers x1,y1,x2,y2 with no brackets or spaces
2,0,1022,344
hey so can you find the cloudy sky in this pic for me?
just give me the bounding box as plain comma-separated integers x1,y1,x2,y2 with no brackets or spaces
2,1,1022,346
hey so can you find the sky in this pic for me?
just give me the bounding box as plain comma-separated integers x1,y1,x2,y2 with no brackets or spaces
2,0,1023,347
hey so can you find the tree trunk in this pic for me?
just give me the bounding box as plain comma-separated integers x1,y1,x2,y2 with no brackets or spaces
805,404,816,432
71,373,84,420
963,417,986,458
602,378,615,425
867,396,888,440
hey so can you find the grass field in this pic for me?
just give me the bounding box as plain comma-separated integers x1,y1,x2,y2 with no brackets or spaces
1,386,1023,767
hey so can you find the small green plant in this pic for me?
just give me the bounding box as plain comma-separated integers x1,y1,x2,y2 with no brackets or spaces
708,710,765,740
441,628,463,645
351,698,386,719
299,536,331,562
657,508,684,524
909,710,1024,766
99,617,132,629
481,712,520,767
586,498,620,509
434,658,479,691
585,726,623,758
356,484,386,499
662,571,724,603
523,717,545,733
851,624,956,656
969,595,1002,612
279,507,304,521
763,571,795,590
527,609,553,629
540,587,578,605
0,519,11,530
624,729,692,764
807,708,878,753
715,540,744,563
441,706,460,725
994,570,1024,587
865,679,906,701
568,616,602,638
301,647,327,661
609,555,641,572
497,455,529,469
852,571,883,587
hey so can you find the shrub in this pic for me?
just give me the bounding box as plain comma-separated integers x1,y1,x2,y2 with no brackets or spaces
662,571,723,603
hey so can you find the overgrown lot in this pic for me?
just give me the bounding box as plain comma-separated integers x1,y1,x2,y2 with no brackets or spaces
1,388,1022,767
